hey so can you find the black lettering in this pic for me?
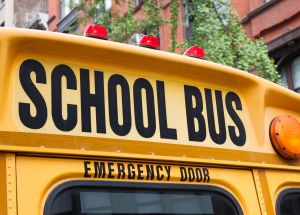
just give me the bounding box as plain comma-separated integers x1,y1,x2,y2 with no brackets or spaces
205,89,226,144
83,161,91,178
128,164,135,179
164,166,171,181
195,168,203,182
203,168,210,182
94,162,106,178
134,78,156,138
80,69,106,133
108,75,131,136
52,64,77,131
184,85,206,141
180,167,187,181
117,163,126,179
19,59,47,129
137,164,144,180
156,165,164,180
107,162,115,178
188,167,195,182
157,81,177,139
146,165,155,180
226,92,246,146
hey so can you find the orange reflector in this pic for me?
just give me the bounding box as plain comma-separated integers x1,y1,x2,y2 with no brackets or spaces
270,115,300,159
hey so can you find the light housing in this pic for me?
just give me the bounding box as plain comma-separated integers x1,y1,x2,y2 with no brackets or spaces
183,46,205,59
138,35,160,49
84,24,108,40
129,33,144,46
270,115,300,159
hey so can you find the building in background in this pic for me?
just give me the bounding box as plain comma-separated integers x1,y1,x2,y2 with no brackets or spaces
1,0,299,93
0,0,14,27
0,0,48,29
48,0,81,33
52,0,299,93
232,0,300,93
46,0,186,49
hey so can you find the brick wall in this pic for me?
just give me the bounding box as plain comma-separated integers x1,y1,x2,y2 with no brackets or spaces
48,0,60,31
106,0,186,53
232,0,300,42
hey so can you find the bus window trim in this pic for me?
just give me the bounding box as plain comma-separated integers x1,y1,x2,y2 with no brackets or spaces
43,180,244,215
276,187,300,215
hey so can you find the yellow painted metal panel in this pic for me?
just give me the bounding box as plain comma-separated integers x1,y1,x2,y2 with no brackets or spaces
16,156,261,215
14,57,250,149
0,153,17,215
263,169,300,214
0,28,299,166
0,154,8,215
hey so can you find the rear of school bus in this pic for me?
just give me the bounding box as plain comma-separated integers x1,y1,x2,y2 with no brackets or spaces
0,28,299,215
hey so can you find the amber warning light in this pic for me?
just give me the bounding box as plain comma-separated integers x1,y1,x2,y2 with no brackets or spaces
270,115,300,159
83,24,108,40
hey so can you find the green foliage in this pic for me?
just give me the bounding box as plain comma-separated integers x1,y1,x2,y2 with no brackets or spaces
80,0,163,42
183,0,280,83
108,1,140,42
169,0,179,52
142,0,164,35
79,0,280,83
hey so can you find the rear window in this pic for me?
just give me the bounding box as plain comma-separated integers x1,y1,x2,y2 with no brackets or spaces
44,181,243,215
277,188,300,215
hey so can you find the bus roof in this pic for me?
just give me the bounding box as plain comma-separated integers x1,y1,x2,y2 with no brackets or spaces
0,28,299,168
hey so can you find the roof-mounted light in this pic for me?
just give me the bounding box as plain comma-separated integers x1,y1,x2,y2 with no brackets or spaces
83,24,108,40
129,33,144,46
270,115,300,159
138,35,160,50
183,46,205,59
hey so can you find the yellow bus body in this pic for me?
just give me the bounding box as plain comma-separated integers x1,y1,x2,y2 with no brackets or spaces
0,28,299,215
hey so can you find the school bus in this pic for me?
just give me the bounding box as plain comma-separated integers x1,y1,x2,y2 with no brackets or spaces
0,27,299,215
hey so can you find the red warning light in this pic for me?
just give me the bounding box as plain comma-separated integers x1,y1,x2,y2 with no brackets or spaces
84,24,108,40
138,35,160,50
183,46,205,59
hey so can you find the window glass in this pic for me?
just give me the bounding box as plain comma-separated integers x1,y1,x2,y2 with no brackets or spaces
60,0,79,18
105,0,112,10
291,56,300,93
46,183,242,215
184,1,195,39
280,67,288,88
214,0,230,26
134,0,142,7
277,188,300,215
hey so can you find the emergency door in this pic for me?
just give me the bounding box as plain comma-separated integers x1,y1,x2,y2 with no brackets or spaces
16,156,262,215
